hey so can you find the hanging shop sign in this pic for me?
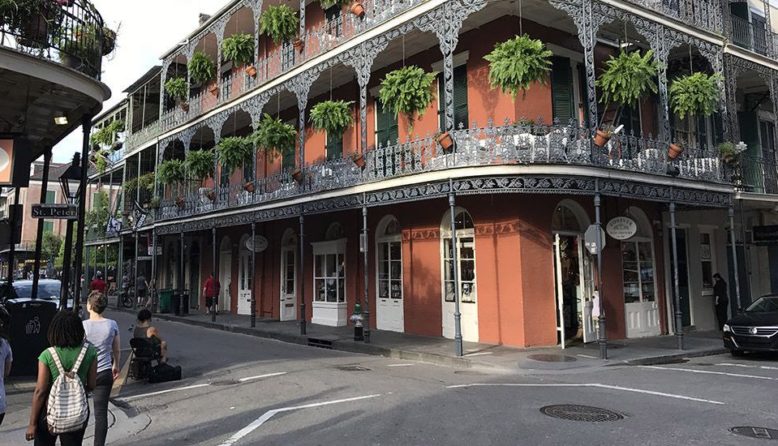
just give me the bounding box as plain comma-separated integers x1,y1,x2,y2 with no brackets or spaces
606,216,637,241
247,235,269,253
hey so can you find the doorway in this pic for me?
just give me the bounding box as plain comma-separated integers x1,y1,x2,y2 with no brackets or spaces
280,229,297,321
441,208,478,342
668,228,691,327
219,236,232,313
238,235,252,315
376,216,404,333
623,208,660,338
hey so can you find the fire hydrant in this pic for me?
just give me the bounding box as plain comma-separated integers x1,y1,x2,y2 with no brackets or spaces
350,303,364,341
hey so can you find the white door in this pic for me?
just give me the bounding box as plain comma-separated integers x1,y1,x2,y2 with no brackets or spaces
442,235,478,342
377,239,403,332
624,240,661,338
581,243,596,343
553,234,566,348
237,246,252,315
219,243,232,313
280,246,297,321
554,234,593,348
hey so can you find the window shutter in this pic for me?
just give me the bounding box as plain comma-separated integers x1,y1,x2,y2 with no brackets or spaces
551,57,574,124
453,65,469,129
376,100,398,146
327,134,343,160
282,149,295,171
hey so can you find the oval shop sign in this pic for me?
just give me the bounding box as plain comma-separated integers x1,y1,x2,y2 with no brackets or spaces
606,216,637,241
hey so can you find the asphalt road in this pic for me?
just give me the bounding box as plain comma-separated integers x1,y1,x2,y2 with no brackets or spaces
2,309,778,445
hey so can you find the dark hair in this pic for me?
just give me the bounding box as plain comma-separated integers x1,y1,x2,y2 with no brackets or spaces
713,273,722,280
88,291,107,314
47,311,85,348
137,308,152,323
0,305,10,340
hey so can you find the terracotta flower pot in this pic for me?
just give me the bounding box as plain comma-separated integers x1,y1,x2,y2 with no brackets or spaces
177,101,190,112
436,132,454,153
208,83,219,96
667,143,684,160
206,189,215,201
593,129,611,147
293,38,304,52
245,65,257,77
176,197,186,209
244,181,255,193
351,153,366,169
350,1,366,18
292,169,304,183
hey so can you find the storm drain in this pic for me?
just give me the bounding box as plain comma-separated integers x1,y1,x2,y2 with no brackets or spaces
731,427,778,440
308,338,334,349
540,405,624,422
335,365,371,372
527,354,577,363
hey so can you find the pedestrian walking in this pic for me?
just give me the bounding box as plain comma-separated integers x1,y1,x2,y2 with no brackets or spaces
90,271,107,295
203,272,220,315
136,273,148,307
26,311,97,445
83,291,120,446
0,305,12,426
713,273,730,331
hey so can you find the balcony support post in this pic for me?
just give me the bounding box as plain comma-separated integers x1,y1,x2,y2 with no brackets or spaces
299,208,306,335
32,149,52,299
299,0,306,45
214,18,228,101
151,228,158,313
251,222,256,328
655,31,671,145
212,226,217,322
179,231,185,315
448,181,463,357
763,0,773,56
728,205,742,311
290,73,315,173
670,199,685,350
344,41,390,154
74,116,94,311
724,56,741,143
361,199,370,343
594,186,607,359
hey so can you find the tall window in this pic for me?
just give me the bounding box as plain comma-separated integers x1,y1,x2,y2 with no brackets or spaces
700,231,714,289
622,241,655,304
282,41,295,71
442,209,476,304
377,216,402,301
282,146,295,172
375,99,398,147
325,4,342,37
43,221,54,233
551,56,574,124
313,223,346,304
326,133,343,160
45,190,55,204
437,64,469,130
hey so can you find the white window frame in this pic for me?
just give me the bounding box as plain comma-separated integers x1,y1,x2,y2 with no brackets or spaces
440,208,477,304
312,239,347,304
699,226,717,295
621,238,658,305
375,216,403,301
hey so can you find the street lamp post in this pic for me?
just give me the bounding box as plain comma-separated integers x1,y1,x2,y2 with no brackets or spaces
58,153,83,310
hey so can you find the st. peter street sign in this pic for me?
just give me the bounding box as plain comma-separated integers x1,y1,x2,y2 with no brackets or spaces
31,204,78,220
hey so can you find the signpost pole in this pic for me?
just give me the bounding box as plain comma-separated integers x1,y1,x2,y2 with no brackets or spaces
670,201,684,350
594,191,607,360
32,149,52,300
251,222,256,328
729,206,742,311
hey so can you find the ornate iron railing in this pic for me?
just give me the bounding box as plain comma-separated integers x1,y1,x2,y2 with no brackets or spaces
730,14,775,57
154,120,730,221
126,121,162,151
0,0,107,79
159,0,423,131
626,0,721,34
736,155,778,194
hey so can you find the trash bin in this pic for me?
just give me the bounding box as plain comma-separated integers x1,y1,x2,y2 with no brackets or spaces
181,291,189,315
6,298,57,376
172,291,181,316
159,289,173,313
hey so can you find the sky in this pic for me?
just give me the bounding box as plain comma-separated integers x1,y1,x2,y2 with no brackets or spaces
52,0,229,163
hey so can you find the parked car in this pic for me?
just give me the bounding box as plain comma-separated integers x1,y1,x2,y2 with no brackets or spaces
723,295,778,356
1,279,74,310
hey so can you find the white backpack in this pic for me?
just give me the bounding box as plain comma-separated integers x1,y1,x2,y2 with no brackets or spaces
46,345,90,434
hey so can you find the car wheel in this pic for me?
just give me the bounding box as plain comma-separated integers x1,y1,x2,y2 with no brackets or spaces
730,349,745,357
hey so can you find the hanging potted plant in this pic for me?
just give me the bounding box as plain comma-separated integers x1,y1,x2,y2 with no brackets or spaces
310,99,353,146
378,65,437,138
252,113,298,180
158,159,187,208
57,24,101,74
189,50,217,95
350,0,365,17
3,0,60,48
164,77,189,110
102,26,117,55
222,33,256,77
259,4,300,50
185,149,216,200
216,136,254,189
484,34,553,97
594,50,659,147
669,72,723,160
718,141,740,165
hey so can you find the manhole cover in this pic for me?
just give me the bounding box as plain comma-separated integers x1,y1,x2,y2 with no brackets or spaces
731,427,778,440
335,365,371,372
540,405,623,422
527,354,577,363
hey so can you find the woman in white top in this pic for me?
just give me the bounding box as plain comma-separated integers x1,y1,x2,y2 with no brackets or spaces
83,291,120,446
0,305,11,426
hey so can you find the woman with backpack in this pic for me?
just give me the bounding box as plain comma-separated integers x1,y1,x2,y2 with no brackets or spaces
25,311,97,445
83,291,120,446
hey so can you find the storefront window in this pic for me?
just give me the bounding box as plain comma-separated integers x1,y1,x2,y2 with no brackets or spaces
314,252,345,303
700,232,713,288
622,241,655,303
442,209,476,303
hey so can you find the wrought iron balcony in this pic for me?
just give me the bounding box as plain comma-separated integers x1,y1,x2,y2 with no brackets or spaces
125,121,162,152
628,0,722,34
736,155,778,194
730,14,775,57
154,120,730,222
0,0,108,79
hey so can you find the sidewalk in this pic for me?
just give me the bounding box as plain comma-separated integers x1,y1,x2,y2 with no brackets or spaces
117,305,728,373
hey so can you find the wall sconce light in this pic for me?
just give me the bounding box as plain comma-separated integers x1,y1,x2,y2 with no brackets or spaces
54,113,68,126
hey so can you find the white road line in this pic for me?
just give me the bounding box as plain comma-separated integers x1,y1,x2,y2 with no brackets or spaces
717,362,778,371
386,363,415,367
447,383,724,405
641,365,778,381
576,354,598,359
120,383,210,401
217,394,382,446
238,372,287,382
466,352,493,356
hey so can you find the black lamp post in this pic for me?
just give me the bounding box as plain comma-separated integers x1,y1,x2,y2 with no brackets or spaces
58,153,82,309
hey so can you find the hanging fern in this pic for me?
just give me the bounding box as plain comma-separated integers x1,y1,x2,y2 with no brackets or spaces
90,119,125,147
217,136,254,174
484,35,553,97
310,100,353,136
185,149,215,181
158,159,186,186
93,150,108,174
319,0,350,8
378,66,436,133
597,50,659,110
188,51,216,85
259,5,298,44
221,33,255,66
164,77,188,101
252,114,297,159
669,72,723,119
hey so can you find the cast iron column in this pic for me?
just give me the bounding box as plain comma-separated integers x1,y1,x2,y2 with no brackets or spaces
32,150,52,299
595,190,607,360
362,203,370,343
73,116,93,311
117,235,124,309
151,229,158,312
449,180,463,357
60,220,74,309
299,210,306,335
251,222,256,328
670,201,684,350
6,187,19,284
212,227,217,323
179,231,185,315
728,205,742,310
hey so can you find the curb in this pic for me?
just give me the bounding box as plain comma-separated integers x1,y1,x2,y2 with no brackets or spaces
622,347,729,366
116,308,503,372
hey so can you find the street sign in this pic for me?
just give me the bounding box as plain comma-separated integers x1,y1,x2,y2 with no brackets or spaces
31,204,77,220
584,224,606,255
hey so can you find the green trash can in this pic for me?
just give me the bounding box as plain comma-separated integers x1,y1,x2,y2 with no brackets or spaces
159,289,173,313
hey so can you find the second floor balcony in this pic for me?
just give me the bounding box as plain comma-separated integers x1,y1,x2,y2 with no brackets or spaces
730,12,778,58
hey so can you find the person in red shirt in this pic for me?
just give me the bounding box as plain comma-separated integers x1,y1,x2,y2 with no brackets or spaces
90,271,107,295
203,273,220,315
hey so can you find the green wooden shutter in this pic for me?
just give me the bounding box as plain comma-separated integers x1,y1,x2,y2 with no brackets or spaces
43,221,54,233
551,57,574,124
326,134,343,160
376,100,398,146
282,149,295,171
438,66,469,130
45,190,55,204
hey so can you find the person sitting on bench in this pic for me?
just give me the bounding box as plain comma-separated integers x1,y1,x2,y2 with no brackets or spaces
133,309,168,363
